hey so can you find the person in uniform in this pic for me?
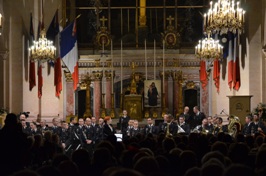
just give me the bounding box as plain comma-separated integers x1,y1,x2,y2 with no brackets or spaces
253,113,266,135
143,118,157,136
190,106,206,129
177,116,190,135
242,115,255,136
119,110,130,136
213,117,228,136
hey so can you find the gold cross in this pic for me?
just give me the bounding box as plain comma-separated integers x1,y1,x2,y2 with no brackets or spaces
166,15,174,26
100,16,108,27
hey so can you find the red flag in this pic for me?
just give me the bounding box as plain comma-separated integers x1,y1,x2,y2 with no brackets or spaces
29,61,36,91
29,13,36,91
200,60,208,90
38,62,43,98
213,59,220,93
233,56,241,91
227,34,234,89
54,58,62,97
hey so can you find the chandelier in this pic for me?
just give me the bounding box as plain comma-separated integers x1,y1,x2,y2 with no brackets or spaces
29,29,56,62
195,34,223,61
204,0,245,35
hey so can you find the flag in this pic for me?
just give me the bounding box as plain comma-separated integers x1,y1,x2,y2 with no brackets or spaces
233,35,241,91
200,60,208,90
227,33,234,89
29,13,36,91
60,20,79,91
54,58,62,97
38,61,43,98
213,59,220,93
47,10,62,97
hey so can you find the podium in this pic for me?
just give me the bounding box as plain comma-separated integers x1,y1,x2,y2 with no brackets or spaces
227,95,253,125
124,95,142,121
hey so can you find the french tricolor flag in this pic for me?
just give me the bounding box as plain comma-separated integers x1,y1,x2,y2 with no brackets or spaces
60,20,79,91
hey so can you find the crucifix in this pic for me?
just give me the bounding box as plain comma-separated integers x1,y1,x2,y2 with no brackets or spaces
100,16,108,27
166,15,174,26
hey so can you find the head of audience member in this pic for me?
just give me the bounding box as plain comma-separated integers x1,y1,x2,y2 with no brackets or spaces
52,117,60,127
207,116,213,125
4,113,19,128
146,118,153,125
179,116,185,125
85,117,92,126
91,117,96,125
104,116,112,124
78,118,84,127
193,106,200,114
98,118,104,125
133,120,139,129
122,110,128,117
184,106,189,114
61,121,68,130
245,115,253,124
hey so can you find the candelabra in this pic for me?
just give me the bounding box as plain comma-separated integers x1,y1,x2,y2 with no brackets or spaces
195,34,223,61
204,0,245,35
29,29,56,62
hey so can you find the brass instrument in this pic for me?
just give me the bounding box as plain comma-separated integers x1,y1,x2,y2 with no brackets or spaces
213,125,224,135
165,123,172,137
227,115,241,138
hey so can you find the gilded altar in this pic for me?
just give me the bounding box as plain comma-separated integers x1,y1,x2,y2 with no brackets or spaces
124,95,142,121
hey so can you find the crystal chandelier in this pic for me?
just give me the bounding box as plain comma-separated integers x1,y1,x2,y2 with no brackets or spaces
29,29,56,62
204,0,245,35
195,34,223,61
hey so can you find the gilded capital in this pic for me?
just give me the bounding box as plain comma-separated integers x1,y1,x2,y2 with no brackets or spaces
105,70,112,80
159,70,171,80
64,71,73,82
92,70,103,81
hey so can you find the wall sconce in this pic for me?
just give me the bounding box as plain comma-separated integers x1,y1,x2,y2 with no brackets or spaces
0,13,2,35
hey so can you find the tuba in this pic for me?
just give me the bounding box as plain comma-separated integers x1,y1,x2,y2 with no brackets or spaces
227,115,241,138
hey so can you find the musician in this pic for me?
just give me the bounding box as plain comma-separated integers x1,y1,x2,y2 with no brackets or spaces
213,117,228,136
242,115,255,136
126,120,134,137
94,118,104,144
103,116,115,138
49,117,62,137
194,118,210,134
84,117,94,153
158,114,177,135
119,110,130,136
143,118,157,136
61,121,70,148
190,106,206,129
29,122,42,136
66,118,89,151
40,119,49,135
179,106,191,122
253,113,266,135
69,117,77,133
178,116,190,135
131,120,141,137
207,116,214,134
21,119,30,136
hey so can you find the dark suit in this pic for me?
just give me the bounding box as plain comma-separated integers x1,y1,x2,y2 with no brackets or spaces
94,124,104,144
143,124,158,136
179,123,190,135
29,129,42,136
159,121,177,135
254,121,266,134
242,122,255,136
103,124,115,138
49,126,62,138
190,112,206,129
131,127,142,137
179,113,191,123
119,116,130,134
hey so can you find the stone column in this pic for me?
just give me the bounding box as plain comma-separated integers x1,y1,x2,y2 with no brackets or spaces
82,74,92,118
64,72,74,116
92,71,103,119
105,70,112,109
172,71,180,117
